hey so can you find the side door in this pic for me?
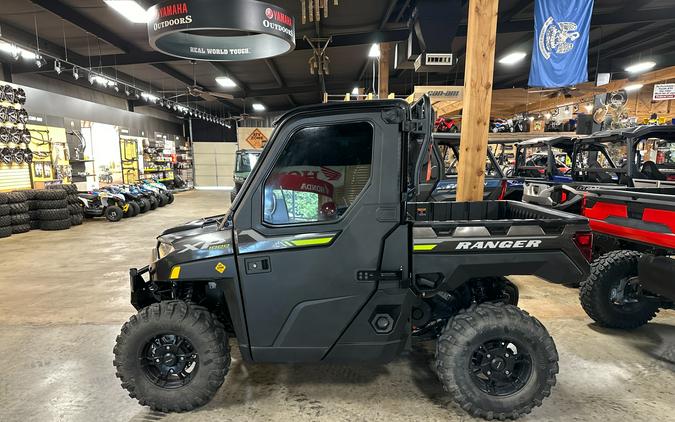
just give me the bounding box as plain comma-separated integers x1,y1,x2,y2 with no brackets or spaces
232,108,404,362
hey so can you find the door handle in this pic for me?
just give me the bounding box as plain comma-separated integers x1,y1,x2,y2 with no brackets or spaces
245,257,270,274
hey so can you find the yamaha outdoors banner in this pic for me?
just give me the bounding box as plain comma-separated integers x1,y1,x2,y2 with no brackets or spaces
528,0,594,88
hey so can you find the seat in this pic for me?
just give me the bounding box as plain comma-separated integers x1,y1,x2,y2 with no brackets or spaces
641,161,667,181
79,193,98,201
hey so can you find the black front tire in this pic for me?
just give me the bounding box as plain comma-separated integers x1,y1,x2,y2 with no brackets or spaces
139,198,151,213
166,192,175,204
579,250,659,329
149,197,158,210
158,194,168,207
436,303,558,420
105,205,124,222
113,301,231,412
130,201,141,217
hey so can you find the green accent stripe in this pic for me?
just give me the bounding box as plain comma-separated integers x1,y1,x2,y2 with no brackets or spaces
290,236,334,247
413,244,437,251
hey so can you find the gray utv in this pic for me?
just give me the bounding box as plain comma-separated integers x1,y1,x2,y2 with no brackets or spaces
114,97,591,420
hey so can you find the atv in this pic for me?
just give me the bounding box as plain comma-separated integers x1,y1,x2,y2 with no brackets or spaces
143,179,174,205
114,97,591,420
103,185,141,218
78,190,127,222
138,181,168,208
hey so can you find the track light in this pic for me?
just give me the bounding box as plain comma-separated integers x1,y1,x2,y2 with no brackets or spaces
72,66,80,80
35,55,46,68
54,60,62,74
124,87,131,96
584,103,593,113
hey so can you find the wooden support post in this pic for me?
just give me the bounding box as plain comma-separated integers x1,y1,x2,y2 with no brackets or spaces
378,43,391,99
456,0,499,202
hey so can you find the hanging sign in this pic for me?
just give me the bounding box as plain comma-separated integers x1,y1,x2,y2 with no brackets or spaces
653,84,675,101
245,129,268,149
147,0,296,61
528,0,594,88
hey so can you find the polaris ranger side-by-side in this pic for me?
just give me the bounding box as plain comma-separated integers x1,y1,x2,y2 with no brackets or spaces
114,97,592,420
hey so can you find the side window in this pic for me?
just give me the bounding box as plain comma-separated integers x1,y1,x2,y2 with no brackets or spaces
263,122,373,225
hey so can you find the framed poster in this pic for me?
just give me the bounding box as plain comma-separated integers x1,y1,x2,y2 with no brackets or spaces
33,162,43,178
43,162,52,178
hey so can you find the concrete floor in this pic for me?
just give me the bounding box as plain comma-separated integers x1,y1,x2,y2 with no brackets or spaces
0,190,674,422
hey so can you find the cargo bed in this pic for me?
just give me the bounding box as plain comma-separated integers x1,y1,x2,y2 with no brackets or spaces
408,201,591,287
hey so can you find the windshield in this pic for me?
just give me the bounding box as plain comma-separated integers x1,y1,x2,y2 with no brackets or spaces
235,152,260,174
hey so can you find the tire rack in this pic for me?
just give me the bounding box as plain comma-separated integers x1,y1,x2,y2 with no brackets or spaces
0,83,30,192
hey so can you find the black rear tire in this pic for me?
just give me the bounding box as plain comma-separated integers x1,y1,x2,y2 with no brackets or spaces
149,197,158,210
130,201,140,217
105,205,124,222
139,198,151,213
157,194,168,207
579,250,659,329
436,303,558,420
113,301,230,412
167,192,175,204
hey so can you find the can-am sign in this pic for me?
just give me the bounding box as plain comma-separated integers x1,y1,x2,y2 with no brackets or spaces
148,0,295,61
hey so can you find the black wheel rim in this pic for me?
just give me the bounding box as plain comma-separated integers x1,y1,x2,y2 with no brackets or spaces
469,338,532,396
140,334,199,389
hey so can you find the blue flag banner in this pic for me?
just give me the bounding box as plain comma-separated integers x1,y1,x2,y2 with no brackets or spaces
528,0,594,88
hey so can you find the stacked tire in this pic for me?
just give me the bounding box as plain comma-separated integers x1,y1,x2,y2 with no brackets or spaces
36,189,71,231
50,184,83,226
23,189,41,230
8,191,30,234
0,193,11,239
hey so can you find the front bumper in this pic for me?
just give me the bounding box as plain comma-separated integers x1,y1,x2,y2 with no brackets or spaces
129,265,153,310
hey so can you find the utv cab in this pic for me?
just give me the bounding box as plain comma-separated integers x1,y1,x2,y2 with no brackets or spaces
432,133,523,201
514,136,574,181
115,97,591,420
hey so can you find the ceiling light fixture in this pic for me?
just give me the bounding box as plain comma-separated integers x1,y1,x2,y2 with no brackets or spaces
368,43,380,58
584,103,593,113
625,61,656,74
35,55,46,69
103,0,148,24
72,66,80,80
498,51,527,65
252,103,266,112
141,92,159,102
215,76,237,88
624,83,644,92
351,87,359,95
54,60,62,74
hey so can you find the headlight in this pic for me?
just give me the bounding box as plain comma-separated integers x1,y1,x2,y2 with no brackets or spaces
158,242,175,259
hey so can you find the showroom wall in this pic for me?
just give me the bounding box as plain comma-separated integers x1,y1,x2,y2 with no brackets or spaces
193,142,237,188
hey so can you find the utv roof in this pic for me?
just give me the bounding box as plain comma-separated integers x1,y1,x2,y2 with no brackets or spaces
273,99,409,126
432,132,525,146
580,125,675,143
516,136,574,147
